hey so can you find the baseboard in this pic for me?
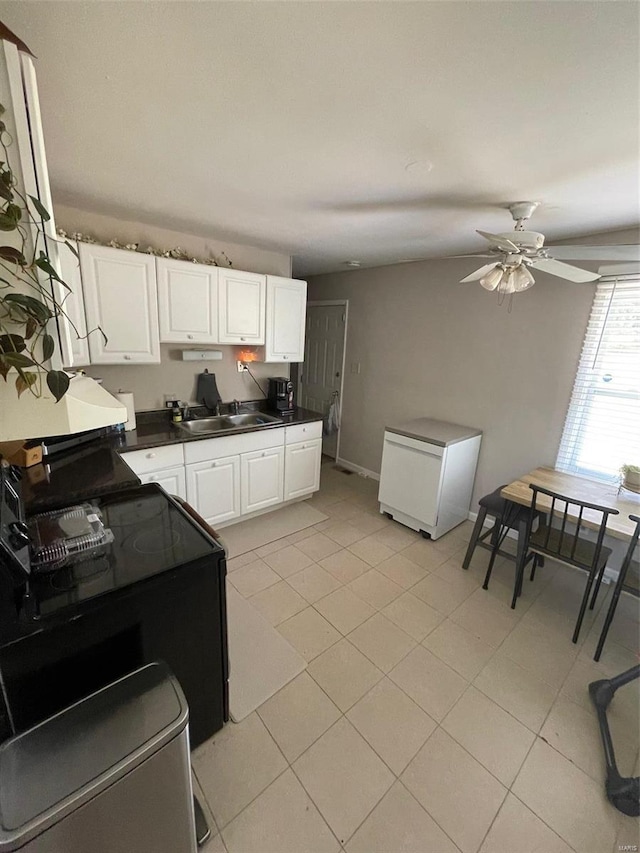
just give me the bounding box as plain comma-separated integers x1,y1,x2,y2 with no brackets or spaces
335,457,380,481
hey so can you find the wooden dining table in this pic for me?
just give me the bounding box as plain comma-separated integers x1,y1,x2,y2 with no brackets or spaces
501,466,640,542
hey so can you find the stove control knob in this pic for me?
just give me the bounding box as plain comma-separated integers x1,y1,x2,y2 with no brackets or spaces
9,521,29,549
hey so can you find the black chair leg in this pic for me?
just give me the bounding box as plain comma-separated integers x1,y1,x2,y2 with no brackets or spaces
530,554,539,582
589,562,608,610
595,583,625,662
482,518,502,590
510,518,530,608
462,507,487,570
573,568,598,643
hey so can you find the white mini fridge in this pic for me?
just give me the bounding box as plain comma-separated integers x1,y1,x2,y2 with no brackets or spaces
378,417,482,540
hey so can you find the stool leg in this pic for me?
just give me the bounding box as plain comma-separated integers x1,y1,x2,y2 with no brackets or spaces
482,517,501,590
530,554,539,582
462,507,487,570
573,567,598,643
594,578,625,662
589,561,607,610
511,518,529,609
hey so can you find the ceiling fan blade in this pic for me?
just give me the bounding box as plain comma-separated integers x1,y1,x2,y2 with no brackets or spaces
546,245,640,262
476,230,520,253
459,262,499,283
532,258,600,282
446,253,497,259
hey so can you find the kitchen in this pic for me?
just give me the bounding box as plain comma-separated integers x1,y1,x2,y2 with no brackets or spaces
0,5,636,849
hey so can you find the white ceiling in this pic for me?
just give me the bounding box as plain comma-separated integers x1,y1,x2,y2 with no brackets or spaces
1,1,638,276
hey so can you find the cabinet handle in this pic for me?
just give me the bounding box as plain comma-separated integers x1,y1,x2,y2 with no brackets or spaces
149,475,156,481
262,452,266,457
283,355,288,360
187,334,193,340
240,337,246,342
146,452,156,458
211,461,217,467
124,355,131,360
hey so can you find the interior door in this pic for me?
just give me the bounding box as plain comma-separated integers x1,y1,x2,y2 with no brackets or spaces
299,304,346,459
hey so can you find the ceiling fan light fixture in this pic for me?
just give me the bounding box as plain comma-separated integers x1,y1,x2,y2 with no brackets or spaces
498,268,517,295
479,265,504,291
513,265,535,292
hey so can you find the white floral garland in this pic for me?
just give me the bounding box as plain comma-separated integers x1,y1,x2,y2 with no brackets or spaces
57,229,232,267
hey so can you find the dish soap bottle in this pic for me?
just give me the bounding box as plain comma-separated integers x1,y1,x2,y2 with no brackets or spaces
172,401,183,424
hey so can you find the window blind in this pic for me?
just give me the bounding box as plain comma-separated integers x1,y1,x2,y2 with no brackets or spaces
556,274,640,481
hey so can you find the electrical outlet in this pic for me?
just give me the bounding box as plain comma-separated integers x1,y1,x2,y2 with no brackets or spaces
237,361,247,373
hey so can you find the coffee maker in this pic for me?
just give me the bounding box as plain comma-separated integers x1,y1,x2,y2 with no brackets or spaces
267,378,295,414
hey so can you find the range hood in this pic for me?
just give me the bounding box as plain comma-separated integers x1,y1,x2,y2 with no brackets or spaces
0,374,127,441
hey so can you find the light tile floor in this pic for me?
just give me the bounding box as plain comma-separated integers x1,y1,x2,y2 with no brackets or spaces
195,461,640,853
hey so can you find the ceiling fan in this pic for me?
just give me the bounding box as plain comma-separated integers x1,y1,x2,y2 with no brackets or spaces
458,202,602,294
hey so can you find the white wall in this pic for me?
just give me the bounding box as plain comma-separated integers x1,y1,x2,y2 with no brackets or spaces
55,204,292,409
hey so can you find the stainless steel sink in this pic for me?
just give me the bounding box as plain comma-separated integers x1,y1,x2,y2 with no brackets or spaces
176,412,281,436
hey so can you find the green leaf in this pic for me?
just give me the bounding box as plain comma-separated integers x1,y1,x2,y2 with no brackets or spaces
15,371,38,398
1,352,35,368
0,334,26,354
3,293,53,321
0,180,12,202
46,369,69,402
42,332,55,361
0,357,9,381
0,213,18,231
35,252,67,287
28,195,50,222
64,240,80,260
5,203,21,222
0,245,26,265
24,317,38,340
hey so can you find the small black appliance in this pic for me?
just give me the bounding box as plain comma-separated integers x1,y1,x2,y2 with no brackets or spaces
268,377,295,414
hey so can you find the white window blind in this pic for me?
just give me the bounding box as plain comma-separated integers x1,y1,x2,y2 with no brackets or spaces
556,274,640,481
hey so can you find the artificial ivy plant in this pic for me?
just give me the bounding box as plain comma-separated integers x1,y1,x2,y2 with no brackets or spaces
0,101,81,402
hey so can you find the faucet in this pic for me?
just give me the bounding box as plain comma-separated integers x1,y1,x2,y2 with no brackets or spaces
180,403,190,421
214,401,222,416
230,399,241,415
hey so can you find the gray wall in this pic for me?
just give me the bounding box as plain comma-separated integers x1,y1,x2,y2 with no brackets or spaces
55,204,292,410
308,258,596,507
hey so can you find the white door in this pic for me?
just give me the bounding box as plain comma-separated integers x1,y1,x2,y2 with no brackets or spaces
80,243,161,364
241,447,284,514
186,456,240,525
139,466,187,501
299,304,346,458
284,439,322,500
57,240,90,367
265,276,307,362
218,269,266,344
157,259,219,343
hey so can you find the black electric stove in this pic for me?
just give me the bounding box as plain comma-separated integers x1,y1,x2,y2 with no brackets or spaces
0,472,229,748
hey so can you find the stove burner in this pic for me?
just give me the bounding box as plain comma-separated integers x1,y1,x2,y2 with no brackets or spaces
132,527,182,554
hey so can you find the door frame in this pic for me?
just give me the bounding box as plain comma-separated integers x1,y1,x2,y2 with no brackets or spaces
301,300,349,462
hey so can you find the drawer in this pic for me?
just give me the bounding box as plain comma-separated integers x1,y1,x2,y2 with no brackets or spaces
184,427,284,464
121,443,184,475
285,421,322,445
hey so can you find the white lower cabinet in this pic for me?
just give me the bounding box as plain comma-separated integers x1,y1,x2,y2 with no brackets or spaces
186,456,241,526
284,439,322,500
241,446,284,515
138,466,186,501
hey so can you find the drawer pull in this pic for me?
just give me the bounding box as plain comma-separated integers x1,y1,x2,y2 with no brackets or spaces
240,337,246,342
146,452,156,459
211,461,217,467
187,334,194,340
283,355,288,360
124,355,131,360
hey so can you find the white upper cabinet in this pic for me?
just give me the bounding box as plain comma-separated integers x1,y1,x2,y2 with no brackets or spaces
218,269,266,344
265,276,307,363
80,243,161,364
156,259,219,344
57,240,90,368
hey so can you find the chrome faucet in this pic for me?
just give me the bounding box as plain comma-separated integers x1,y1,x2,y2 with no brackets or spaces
214,401,222,416
231,399,241,415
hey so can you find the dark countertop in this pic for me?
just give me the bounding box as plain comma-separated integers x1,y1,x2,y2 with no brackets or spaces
117,405,323,453
19,405,323,513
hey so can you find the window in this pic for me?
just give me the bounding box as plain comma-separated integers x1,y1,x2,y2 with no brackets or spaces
556,274,640,481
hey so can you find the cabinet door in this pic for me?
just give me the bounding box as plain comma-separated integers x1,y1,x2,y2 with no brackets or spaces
80,244,160,364
57,240,90,367
284,439,322,500
139,466,186,501
186,456,240,525
265,276,307,363
218,269,265,344
157,259,219,343
241,446,284,515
